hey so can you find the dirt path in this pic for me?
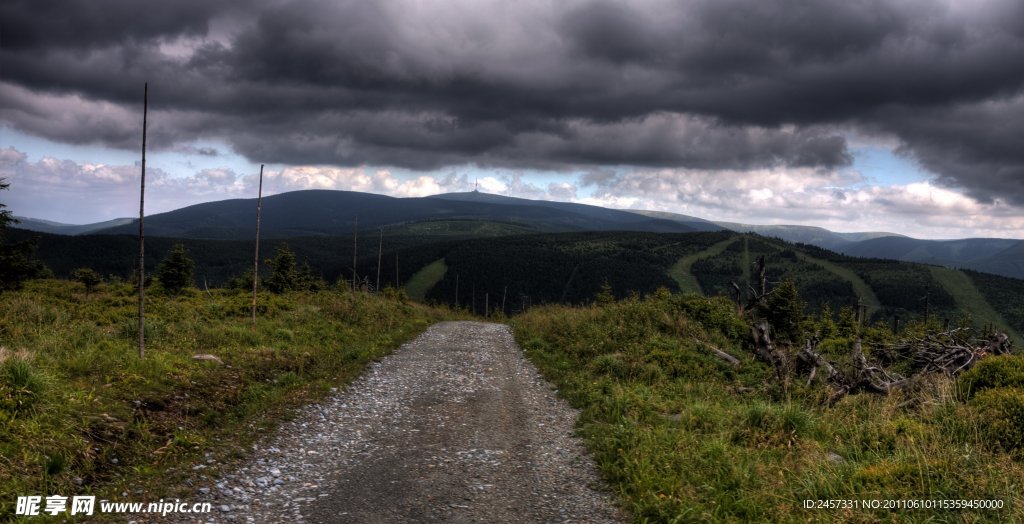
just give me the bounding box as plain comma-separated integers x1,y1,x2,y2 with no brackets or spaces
168,321,624,523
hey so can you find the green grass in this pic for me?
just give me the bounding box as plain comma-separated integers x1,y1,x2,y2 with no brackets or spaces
0,279,454,520
513,295,1024,523
928,266,1022,344
668,237,738,294
405,258,447,301
794,251,882,313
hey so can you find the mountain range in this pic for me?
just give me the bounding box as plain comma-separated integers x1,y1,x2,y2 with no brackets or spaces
13,189,1024,280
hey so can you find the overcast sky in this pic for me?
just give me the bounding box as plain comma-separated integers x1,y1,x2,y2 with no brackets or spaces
2,0,1024,239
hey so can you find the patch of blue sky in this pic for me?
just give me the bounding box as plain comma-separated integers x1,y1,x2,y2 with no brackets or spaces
2,127,260,180
849,146,933,187
2,126,136,165
150,142,261,179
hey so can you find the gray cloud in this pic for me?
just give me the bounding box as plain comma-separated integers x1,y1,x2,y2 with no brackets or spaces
2,0,1024,202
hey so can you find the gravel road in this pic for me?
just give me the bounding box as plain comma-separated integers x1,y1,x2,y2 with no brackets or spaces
163,321,625,523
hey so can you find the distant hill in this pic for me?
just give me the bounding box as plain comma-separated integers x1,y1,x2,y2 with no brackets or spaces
89,190,693,239
615,209,724,232
623,209,902,249
12,216,134,236
839,236,1024,279
14,188,1024,280
714,222,901,250
627,209,1024,280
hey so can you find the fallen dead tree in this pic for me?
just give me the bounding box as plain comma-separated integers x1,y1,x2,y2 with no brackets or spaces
782,328,1011,404
735,251,1013,403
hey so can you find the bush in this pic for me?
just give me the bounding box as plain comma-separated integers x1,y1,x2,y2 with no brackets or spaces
673,295,748,341
72,267,102,294
958,355,1024,399
970,388,1024,453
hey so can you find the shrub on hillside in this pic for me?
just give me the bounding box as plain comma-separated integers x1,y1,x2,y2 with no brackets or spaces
958,355,1024,399
672,295,748,342
72,267,102,294
969,387,1024,453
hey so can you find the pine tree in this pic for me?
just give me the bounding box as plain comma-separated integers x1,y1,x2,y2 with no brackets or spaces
837,305,858,338
263,244,324,293
72,267,102,295
156,243,194,294
818,303,837,339
265,244,300,293
761,279,805,344
595,279,615,306
0,178,12,231
0,178,50,291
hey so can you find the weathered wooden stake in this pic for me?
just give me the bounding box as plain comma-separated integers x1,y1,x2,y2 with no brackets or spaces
138,82,148,359
375,228,382,293
252,164,264,328
352,215,358,291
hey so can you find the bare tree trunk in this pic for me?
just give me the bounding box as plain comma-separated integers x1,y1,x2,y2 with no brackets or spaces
757,255,767,298
376,228,382,293
703,342,740,366
752,320,788,384
352,215,358,292
252,164,264,328
138,82,148,359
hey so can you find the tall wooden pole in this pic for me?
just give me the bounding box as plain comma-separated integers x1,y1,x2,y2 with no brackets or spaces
252,164,264,327
138,82,148,359
352,215,358,291
375,228,383,293
454,273,459,307
395,252,399,288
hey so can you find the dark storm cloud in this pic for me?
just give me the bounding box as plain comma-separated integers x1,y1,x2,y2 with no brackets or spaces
878,95,1024,205
2,0,1024,202
0,0,227,50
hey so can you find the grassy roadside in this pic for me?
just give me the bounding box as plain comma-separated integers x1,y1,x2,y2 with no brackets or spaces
513,294,1024,523
0,280,453,520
